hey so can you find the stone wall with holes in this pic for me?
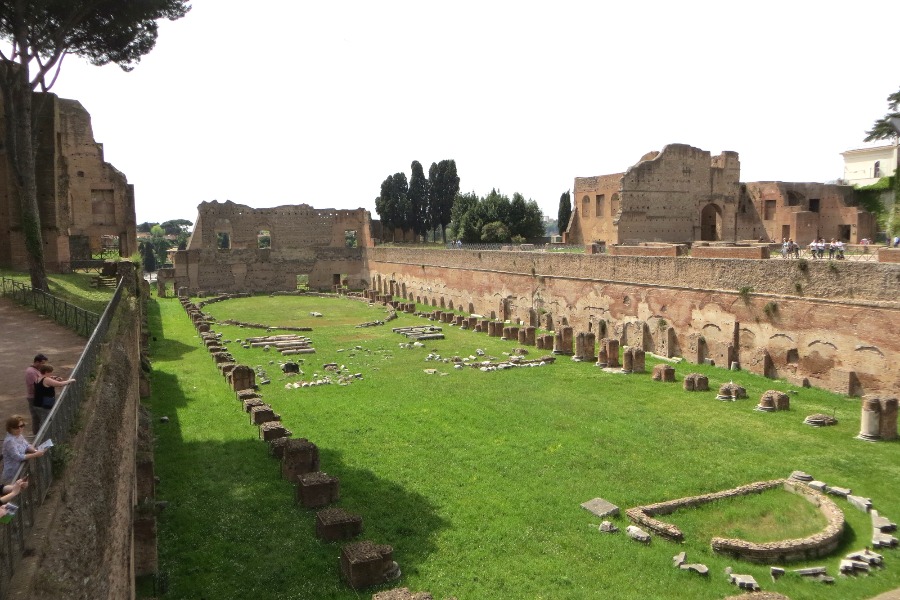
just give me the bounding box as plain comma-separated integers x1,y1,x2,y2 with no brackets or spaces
367,248,900,394
167,200,373,292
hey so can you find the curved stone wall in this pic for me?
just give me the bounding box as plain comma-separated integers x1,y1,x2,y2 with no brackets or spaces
625,480,845,563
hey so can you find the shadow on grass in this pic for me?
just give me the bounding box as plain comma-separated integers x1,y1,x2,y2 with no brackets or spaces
147,298,198,362
150,368,448,599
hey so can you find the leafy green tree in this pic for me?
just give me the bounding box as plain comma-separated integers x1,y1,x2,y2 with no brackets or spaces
480,221,510,243
149,225,171,266
407,161,429,241
448,191,479,242
0,0,190,290
375,173,408,241
557,191,572,235
428,159,460,243
864,88,900,142
161,219,192,236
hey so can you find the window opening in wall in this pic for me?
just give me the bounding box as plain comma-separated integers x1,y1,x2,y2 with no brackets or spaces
838,224,851,240
595,194,605,217
257,230,271,249
786,191,803,207
782,225,790,240
874,161,881,178
582,195,590,217
809,199,820,213
345,230,358,248
764,200,777,220
296,274,309,290
216,232,231,249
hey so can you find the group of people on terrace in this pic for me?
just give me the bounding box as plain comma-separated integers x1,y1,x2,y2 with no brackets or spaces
0,353,75,520
780,238,845,260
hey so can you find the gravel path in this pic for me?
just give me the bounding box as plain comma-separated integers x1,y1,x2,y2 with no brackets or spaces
0,297,85,427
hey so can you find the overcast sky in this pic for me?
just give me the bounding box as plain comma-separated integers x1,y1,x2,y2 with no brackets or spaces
46,0,899,225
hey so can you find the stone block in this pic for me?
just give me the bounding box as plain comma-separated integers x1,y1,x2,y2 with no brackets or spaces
243,398,265,412
315,507,363,542
651,364,675,382
251,405,279,425
847,495,872,513
626,525,650,543
872,510,897,532
580,497,619,518
259,421,291,442
339,541,399,589
296,471,340,508
282,438,320,481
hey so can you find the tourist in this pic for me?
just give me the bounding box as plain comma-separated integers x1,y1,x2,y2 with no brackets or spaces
835,239,845,259
1,416,45,484
828,239,836,260
808,239,818,258
789,239,799,259
33,364,75,417
893,235,899,248
781,238,789,258
24,354,47,435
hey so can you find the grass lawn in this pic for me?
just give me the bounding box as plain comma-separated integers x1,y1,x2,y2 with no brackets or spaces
147,294,900,600
0,269,115,314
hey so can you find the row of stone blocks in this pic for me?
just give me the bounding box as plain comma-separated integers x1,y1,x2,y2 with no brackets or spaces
239,388,399,589
191,293,392,590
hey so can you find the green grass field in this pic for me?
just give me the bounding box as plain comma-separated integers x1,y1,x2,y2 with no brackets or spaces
147,294,900,600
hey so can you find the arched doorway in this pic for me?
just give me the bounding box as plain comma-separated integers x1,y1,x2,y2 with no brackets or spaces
700,204,722,241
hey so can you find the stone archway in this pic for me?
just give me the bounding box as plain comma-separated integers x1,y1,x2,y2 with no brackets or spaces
700,204,722,241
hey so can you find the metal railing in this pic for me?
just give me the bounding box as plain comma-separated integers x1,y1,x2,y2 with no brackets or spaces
0,277,124,599
0,276,100,336
772,244,880,262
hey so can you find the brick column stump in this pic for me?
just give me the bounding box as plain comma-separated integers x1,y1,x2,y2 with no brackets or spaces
316,507,363,542
296,471,340,508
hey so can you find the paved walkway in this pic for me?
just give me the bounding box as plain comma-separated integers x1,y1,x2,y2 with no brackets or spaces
0,297,85,427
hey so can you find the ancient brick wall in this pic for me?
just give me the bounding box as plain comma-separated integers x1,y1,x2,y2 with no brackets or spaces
367,248,900,394
57,99,137,258
608,245,682,257
170,201,372,293
0,92,136,271
565,144,876,247
571,173,623,244
691,245,769,259
880,248,900,263
744,181,875,244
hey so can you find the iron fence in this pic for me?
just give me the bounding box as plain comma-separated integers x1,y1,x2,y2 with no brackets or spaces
0,276,100,336
0,277,124,599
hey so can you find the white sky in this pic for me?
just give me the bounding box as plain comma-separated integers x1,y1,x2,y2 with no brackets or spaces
46,0,900,225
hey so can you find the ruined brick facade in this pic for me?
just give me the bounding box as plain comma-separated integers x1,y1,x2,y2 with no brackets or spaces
567,144,874,246
367,248,899,395
160,200,372,293
0,92,136,271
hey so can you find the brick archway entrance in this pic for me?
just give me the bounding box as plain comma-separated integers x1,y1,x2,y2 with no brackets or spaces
700,203,722,241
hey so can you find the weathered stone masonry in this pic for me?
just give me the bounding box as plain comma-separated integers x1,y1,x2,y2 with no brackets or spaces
366,248,900,395
160,200,372,293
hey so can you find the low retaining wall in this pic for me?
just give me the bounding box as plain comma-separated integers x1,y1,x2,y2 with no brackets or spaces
880,248,900,263
609,245,682,257
691,245,770,259
626,480,845,563
711,482,845,563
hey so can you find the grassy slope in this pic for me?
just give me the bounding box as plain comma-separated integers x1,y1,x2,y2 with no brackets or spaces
149,295,900,600
0,269,114,314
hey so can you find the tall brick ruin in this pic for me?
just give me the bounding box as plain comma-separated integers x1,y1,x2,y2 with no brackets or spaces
0,92,137,271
